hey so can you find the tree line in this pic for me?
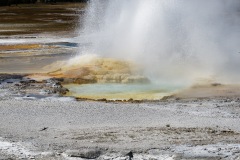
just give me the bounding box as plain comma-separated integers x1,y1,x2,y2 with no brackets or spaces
0,0,88,6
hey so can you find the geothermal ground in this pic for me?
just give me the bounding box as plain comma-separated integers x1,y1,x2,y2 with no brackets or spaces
0,3,240,160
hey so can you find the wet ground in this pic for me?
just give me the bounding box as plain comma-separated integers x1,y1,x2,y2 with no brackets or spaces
0,3,85,73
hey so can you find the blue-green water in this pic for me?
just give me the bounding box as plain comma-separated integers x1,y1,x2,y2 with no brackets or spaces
64,83,183,100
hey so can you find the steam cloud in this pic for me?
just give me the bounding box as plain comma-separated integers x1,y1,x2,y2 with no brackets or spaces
78,0,240,86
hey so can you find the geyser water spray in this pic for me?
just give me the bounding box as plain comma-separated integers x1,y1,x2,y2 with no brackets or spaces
78,0,240,86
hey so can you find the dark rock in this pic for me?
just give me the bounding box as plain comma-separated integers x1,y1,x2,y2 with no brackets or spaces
52,84,61,88
74,78,97,84
161,95,174,100
40,127,48,131
51,78,64,82
65,149,101,159
42,80,47,83
20,81,27,84
7,82,13,84
55,82,61,85
28,80,36,83
211,83,221,87
175,97,181,101
126,151,133,160
47,78,64,84
53,87,69,95
97,98,107,102
128,98,133,102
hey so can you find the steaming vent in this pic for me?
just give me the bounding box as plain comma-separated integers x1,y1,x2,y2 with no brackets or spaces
39,0,240,100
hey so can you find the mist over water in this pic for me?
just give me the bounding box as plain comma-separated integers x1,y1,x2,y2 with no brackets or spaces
78,0,240,86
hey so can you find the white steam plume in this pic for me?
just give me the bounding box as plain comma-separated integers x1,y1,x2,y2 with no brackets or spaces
78,0,240,85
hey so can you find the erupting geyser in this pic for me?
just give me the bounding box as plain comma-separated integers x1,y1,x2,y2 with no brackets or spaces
44,0,240,100
79,0,240,85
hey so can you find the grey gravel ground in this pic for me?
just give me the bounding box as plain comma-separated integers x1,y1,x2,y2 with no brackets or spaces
0,97,240,159
0,74,240,160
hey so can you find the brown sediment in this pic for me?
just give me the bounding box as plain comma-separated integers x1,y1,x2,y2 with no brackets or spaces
0,44,42,50
75,97,161,103
0,3,83,73
0,3,86,36
0,44,63,58
44,55,150,84
171,83,240,99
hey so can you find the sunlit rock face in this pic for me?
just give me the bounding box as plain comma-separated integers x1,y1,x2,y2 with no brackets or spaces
44,54,149,84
